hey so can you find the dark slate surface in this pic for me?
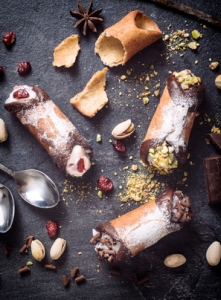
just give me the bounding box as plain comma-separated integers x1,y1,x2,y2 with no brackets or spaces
0,0,221,299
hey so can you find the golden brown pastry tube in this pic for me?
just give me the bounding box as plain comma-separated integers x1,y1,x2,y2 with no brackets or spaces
91,189,193,263
4,85,92,177
140,70,204,169
95,10,162,67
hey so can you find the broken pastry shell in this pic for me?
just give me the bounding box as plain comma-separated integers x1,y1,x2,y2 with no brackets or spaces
52,34,80,68
111,119,135,139
95,10,162,67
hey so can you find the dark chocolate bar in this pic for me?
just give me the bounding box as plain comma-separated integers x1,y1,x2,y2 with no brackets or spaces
203,155,221,204
207,133,221,152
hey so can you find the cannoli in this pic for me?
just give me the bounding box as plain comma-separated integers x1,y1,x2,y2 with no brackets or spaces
140,70,204,172
95,10,162,67
90,189,193,263
4,85,92,177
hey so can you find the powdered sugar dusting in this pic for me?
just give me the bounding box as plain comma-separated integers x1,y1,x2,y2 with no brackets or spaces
18,100,75,156
115,204,170,256
151,92,197,152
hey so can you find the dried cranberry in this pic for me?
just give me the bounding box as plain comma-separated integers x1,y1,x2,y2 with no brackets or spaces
97,176,113,192
0,66,4,73
77,158,85,173
3,31,16,46
17,61,31,75
112,139,126,153
13,89,30,99
46,220,58,237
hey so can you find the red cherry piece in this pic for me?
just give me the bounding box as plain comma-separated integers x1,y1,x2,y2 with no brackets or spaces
112,139,126,153
17,61,31,75
46,221,58,237
97,176,113,192
13,89,30,99
77,158,85,173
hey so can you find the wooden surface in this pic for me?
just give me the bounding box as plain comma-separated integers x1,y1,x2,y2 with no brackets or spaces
0,0,221,299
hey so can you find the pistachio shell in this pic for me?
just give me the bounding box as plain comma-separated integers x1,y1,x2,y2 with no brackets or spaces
31,239,45,262
111,119,135,139
50,238,66,260
164,254,186,268
206,241,221,266
0,118,8,142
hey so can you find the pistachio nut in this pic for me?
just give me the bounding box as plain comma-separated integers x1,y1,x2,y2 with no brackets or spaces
206,241,221,266
111,119,135,139
0,118,8,142
50,237,66,260
215,75,221,89
31,239,45,262
164,254,186,268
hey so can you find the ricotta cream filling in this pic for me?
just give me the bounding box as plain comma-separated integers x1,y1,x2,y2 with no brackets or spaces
66,145,91,177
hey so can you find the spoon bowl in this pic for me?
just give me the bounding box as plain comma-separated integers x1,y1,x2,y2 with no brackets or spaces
0,163,60,209
0,184,15,233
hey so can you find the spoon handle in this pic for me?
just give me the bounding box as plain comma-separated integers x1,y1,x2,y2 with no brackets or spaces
0,163,16,178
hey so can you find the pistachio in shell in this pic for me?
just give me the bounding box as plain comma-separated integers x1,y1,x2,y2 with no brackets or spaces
215,75,221,89
111,119,135,139
164,254,186,268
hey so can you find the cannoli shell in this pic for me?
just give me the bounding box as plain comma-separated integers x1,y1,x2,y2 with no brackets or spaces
4,85,92,173
95,10,162,67
96,189,182,263
140,73,204,166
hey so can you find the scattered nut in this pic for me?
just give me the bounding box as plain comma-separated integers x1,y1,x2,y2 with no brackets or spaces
0,119,8,142
215,75,221,89
209,62,219,70
206,241,221,266
31,239,45,262
50,238,66,260
164,254,186,268
111,119,135,139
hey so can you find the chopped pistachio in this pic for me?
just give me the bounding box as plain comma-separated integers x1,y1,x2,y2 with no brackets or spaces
209,62,219,70
98,191,103,198
26,261,33,266
142,97,149,105
188,41,198,50
192,29,201,39
96,134,102,142
154,90,160,97
131,165,138,171
155,83,160,89
148,142,178,172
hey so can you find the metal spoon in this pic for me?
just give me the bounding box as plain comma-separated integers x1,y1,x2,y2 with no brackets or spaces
0,163,60,209
0,184,15,233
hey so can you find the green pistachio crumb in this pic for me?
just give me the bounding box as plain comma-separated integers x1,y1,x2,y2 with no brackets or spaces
98,191,103,198
96,134,102,142
192,29,201,39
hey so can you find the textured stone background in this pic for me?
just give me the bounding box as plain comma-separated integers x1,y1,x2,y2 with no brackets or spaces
0,0,221,299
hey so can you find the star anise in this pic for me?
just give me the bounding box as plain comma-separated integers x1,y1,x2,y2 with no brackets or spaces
70,1,103,36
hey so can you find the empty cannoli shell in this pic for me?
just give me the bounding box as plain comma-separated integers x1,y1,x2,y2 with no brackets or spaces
140,70,204,168
95,10,162,67
92,189,193,263
4,85,92,177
